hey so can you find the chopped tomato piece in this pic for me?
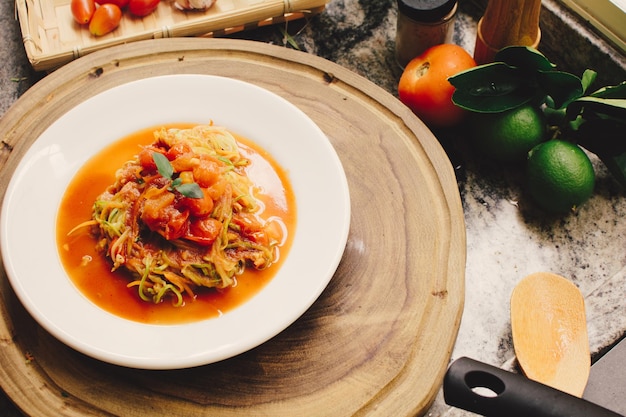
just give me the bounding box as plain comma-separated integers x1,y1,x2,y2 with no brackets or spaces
138,146,165,170
171,154,197,172
181,190,214,217
206,178,227,200
193,156,221,187
140,186,189,240
185,218,222,246
166,142,192,160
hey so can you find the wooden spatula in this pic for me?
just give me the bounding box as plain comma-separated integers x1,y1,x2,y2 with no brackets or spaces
510,272,590,397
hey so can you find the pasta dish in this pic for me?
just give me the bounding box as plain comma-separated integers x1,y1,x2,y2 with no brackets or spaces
71,124,285,306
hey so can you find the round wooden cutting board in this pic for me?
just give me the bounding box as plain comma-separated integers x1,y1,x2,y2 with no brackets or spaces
0,38,465,416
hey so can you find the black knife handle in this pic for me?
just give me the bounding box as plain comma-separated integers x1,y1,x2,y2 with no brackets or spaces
443,357,624,417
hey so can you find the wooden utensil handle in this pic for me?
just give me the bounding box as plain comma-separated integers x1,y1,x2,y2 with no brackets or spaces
443,357,623,417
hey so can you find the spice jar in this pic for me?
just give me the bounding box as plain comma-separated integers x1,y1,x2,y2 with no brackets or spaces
395,0,458,69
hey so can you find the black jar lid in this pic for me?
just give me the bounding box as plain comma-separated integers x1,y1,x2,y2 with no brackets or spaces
397,0,456,22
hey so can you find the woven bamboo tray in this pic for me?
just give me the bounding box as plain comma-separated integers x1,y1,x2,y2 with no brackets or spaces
16,0,327,71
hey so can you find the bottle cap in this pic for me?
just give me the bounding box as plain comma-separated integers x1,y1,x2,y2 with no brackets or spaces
397,0,456,22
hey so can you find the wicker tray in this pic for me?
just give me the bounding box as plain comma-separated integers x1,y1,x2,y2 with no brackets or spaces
16,0,327,71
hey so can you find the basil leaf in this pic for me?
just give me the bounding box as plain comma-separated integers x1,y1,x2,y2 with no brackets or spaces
175,183,203,199
152,152,174,179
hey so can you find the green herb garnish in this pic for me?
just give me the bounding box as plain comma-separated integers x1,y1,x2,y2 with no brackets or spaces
152,152,203,199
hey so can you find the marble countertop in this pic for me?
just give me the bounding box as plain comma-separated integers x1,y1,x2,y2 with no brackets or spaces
1,0,625,415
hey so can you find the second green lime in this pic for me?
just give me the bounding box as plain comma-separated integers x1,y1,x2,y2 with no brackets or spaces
526,140,595,213
469,104,546,163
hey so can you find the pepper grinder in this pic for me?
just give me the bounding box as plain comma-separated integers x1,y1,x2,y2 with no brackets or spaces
473,0,542,64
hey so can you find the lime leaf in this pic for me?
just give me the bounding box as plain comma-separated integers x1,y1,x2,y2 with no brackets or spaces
449,62,519,93
576,118,626,153
575,117,626,187
152,152,173,179
450,63,533,113
537,70,584,109
581,69,597,93
175,182,203,199
588,81,626,98
567,97,626,120
572,82,626,120
494,46,556,72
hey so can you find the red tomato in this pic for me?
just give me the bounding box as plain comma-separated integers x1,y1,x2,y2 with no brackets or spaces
128,0,160,16
142,194,190,241
166,142,192,161
95,0,130,8
88,3,122,36
185,218,222,246
160,208,189,241
138,146,165,170
192,158,221,188
398,44,476,128
71,0,96,24
181,191,214,217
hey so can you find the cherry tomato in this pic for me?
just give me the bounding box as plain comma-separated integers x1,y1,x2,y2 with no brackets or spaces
398,44,476,128
181,190,214,217
141,189,189,240
138,146,166,170
89,3,122,36
185,218,222,246
128,0,160,17
166,143,192,161
192,158,221,188
95,0,130,8
159,207,189,241
71,0,96,24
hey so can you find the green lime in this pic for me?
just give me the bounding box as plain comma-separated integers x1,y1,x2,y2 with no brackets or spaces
526,140,595,213
470,104,546,163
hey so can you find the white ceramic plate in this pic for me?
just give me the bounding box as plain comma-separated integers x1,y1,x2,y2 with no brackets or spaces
0,74,350,370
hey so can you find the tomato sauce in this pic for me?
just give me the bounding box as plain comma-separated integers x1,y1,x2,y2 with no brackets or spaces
56,124,296,325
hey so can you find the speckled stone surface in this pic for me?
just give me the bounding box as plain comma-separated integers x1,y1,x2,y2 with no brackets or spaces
1,0,625,415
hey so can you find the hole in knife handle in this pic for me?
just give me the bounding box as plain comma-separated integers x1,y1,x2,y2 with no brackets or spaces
466,370,505,398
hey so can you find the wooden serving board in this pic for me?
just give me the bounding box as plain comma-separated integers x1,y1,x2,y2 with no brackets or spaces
0,38,465,417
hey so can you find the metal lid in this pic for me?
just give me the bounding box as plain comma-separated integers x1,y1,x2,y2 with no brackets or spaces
397,0,456,22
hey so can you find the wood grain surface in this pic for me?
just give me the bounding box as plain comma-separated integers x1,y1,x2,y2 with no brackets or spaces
0,38,465,417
